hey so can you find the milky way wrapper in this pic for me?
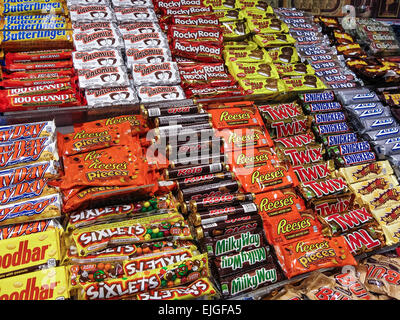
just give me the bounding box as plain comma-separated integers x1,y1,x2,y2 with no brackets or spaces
274,235,357,279
358,254,400,299
0,227,62,280
0,266,70,300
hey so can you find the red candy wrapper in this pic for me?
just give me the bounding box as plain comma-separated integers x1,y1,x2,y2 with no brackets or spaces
171,39,224,63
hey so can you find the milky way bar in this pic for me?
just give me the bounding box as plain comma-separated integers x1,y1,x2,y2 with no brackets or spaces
77,65,129,89
72,49,124,69
85,86,139,107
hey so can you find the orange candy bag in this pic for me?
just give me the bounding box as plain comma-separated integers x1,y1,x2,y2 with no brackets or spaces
274,235,357,279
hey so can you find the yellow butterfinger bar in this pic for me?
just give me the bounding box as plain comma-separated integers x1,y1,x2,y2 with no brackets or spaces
0,0,69,16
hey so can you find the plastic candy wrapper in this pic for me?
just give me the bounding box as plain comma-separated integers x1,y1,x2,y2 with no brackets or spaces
343,224,386,256
177,179,240,202
208,105,264,130
72,49,124,69
267,46,299,64
218,256,285,299
277,143,325,166
227,60,280,80
291,160,334,183
223,47,273,64
274,235,357,279
349,175,399,196
134,278,218,300
0,1,69,16
69,5,115,22
338,160,393,184
237,78,286,96
264,114,312,139
71,212,192,256
171,38,224,63
65,194,179,232
125,47,172,66
137,85,186,103
298,176,348,201
130,62,181,86
114,7,157,23
282,75,327,91
358,254,400,299
85,86,139,108
168,25,224,43
312,193,356,217
73,29,124,52
226,146,299,194
0,227,62,279
273,132,315,150
0,266,70,300
216,126,274,151
77,65,130,89
0,136,59,170
357,186,400,213
76,253,208,300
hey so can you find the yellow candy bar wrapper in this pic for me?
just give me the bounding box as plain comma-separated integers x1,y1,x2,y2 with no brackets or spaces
349,174,399,196
275,63,315,76
238,7,275,20
0,228,62,279
371,204,400,227
227,60,280,80
238,77,286,96
71,212,193,257
358,186,400,212
1,29,73,52
223,41,258,51
246,18,289,34
253,33,297,48
267,46,300,64
0,218,62,240
133,278,218,300
282,75,327,92
338,160,393,184
0,0,69,16
77,253,209,300
381,222,400,246
0,266,69,300
223,47,273,64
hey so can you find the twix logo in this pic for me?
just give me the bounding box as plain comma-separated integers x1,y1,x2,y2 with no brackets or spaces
271,118,308,138
302,177,347,198
325,208,372,233
284,145,323,166
292,162,330,182
274,133,314,148
314,197,351,217
259,103,301,121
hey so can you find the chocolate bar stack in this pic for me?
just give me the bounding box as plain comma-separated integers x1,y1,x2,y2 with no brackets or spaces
70,0,141,107
0,0,84,112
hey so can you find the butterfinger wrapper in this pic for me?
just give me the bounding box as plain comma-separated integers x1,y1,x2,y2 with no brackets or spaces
130,62,181,86
77,65,130,89
137,85,186,103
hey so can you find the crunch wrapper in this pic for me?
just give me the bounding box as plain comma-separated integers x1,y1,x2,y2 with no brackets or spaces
274,235,357,279
0,266,70,300
71,212,192,256
77,253,209,300
0,228,62,279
